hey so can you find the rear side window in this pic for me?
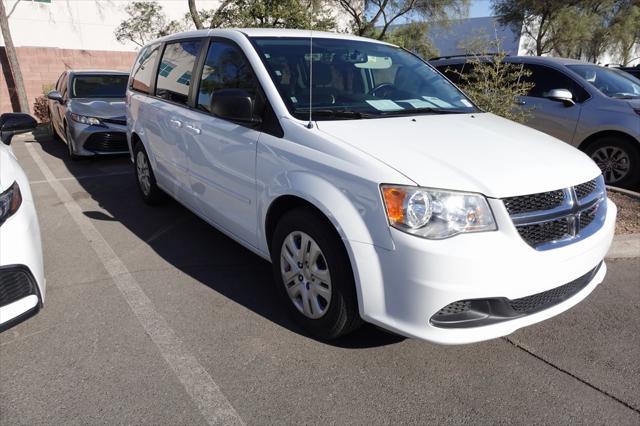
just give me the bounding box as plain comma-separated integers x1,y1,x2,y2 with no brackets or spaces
196,40,261,113
155,39,203,105
521,64,590,102
130,44,161,94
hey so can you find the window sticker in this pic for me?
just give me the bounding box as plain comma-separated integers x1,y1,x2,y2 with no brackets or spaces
291,96,298,103
460,99,472,107
398,99,436,109
422,97,453,108
365,99,403,111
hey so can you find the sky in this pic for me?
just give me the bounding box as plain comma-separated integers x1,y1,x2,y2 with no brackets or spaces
469,0,494,18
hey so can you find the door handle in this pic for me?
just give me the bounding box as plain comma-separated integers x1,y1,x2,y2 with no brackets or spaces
170,118,183,128
185,124,201,135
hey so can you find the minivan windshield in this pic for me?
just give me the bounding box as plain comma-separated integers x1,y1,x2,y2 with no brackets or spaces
71,75,128,98
252,37,478,120
567,64,640,99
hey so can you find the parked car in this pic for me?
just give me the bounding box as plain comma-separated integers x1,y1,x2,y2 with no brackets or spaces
47,70,129,160
431,56,640,189
612,65,640,80
127,29,616,344
0,113,45,330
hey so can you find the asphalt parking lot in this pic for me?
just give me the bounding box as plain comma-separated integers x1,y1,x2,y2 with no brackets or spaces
1,130,639,425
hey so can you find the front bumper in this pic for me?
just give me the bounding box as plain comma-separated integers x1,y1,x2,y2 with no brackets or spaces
350,198,617,344
0,265,41,329
68,121,128,156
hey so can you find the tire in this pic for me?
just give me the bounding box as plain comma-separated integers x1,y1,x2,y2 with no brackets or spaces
64,126,80,161
133,142,166,205
583,136,640,190
270,207,362,340
49,117,61,141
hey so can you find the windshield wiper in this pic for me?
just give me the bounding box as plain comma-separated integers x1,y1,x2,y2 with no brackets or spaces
379,107,472,116
294,109,376,119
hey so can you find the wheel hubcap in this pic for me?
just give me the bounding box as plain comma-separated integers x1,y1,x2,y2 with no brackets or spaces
591,146,630,184
280,231,332,319
136,151,151,196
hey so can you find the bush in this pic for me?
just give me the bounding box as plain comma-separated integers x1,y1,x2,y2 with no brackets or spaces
33,83,55,123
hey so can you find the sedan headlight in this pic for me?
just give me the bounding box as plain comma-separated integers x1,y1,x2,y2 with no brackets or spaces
381,185,496,239
0,182,22,226
70,113,103,126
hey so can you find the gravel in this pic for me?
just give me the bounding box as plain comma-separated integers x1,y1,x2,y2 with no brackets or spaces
609,191,640,234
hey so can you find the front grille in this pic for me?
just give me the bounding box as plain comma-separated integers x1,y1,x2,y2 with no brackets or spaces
0,266,37,308
575,178,597,199
83,132,128,152
503,190,564,215
102,117,127,126
503,176,606,250
516,219,569,246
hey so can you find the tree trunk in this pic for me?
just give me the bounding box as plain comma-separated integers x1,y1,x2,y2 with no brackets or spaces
0,0,29,113
188,0,204,29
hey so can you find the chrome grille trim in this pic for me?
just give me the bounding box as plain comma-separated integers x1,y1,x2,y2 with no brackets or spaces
503,175,607,250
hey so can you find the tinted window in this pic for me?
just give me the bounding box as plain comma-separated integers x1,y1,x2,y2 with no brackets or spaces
521,64,589,102
197,40,262,113
131,44,161,94
155,39,203,105
71,75,128,98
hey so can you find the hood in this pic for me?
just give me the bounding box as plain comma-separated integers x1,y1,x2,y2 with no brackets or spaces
316,113,601,198
69,98,126,119
0,144,18,190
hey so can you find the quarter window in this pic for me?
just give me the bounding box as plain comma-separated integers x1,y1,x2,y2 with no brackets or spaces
197,40,262,114
131,44,161,94
155,39,203,105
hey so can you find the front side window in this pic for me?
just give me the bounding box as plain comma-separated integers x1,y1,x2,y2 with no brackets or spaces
521,64,589,102
156,39,203,105
567,64,640,99
197,40,262,114
71,75,128,98
252,37,477,120
131,44,161,94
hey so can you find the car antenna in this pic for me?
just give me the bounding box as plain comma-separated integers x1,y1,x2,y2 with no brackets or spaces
307,28,314,129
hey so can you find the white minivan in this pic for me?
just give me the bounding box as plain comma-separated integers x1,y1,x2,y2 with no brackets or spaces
126,29,616,344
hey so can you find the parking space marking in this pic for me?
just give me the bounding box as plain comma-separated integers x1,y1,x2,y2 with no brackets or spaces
25,143,245,426
29,171,131,185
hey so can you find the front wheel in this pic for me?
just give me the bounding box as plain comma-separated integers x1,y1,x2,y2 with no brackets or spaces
271,208,362,340
133,142,166,205
584,136,640,189
65,127,79,161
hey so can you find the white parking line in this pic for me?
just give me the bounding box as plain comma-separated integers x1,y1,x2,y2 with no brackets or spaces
25,143,244,426
29,171,131,185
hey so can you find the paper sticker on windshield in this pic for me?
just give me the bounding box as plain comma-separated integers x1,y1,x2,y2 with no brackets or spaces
460,99,472,107
291,97,298,103
398,99,436,109
365,100,403,111
422,97,453,108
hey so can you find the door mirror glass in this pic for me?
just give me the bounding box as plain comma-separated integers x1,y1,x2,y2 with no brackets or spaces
544,88,575,106
211,89,260,123
47,90,64,103
0,113,37,145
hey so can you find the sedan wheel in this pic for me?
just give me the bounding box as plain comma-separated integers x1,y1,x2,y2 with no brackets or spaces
590,145,630,184
280,231,332,319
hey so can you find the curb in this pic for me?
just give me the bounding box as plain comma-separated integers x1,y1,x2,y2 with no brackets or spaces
607,234,640,259
606,185,640,199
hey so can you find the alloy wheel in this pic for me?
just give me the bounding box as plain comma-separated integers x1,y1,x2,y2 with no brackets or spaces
280,231,332,319
590,145,630,184
136,150,151,196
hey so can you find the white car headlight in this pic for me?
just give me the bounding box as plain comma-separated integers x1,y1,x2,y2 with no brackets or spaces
70,113,103,126
381,185,496,239
0,181,22,226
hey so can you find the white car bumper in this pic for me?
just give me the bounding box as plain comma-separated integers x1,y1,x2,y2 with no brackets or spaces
350,198,617,344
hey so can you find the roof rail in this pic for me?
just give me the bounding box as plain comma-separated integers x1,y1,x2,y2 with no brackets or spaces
429,52,504,61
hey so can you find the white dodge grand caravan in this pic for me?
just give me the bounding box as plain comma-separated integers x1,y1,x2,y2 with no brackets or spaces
126,29,616,344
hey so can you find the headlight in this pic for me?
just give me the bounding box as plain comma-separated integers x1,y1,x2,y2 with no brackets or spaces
0,182,22,226
70,113,103,126
381,185,496,239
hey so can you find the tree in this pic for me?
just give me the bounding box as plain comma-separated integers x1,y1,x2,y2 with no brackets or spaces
492,0,578,56
609,1,640,65
449,47,534,124
114,2,183,47
0,0,29,112
385,22,438,59
336,0,468,40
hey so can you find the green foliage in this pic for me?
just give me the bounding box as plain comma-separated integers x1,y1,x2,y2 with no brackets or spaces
384,22,439,59
114,1,183,47
450,49,534,124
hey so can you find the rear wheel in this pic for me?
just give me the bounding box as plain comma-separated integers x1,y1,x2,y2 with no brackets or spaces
134,142,166,204
271,208,362,340
584,136,640,189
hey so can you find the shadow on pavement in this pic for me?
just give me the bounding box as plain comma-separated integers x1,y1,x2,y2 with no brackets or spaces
29,129,405,349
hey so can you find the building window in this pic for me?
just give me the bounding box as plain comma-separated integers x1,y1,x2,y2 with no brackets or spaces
158,61,175,77
177,72,192,86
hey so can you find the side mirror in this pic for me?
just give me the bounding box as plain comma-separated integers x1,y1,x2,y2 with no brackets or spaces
47,90,64,104
545,88,575,106
0,113,37,145
210,89,261,124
